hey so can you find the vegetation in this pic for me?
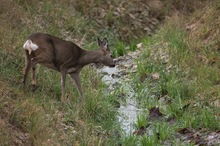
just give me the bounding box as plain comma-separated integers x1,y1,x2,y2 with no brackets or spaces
120,1,220,145
0,0,219,145
0,0,119,145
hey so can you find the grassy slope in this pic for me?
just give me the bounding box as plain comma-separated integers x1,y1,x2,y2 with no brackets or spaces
0,1,118,145
125,1,220,145
0,0,219,145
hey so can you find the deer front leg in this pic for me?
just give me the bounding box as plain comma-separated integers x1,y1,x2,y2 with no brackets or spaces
70,71,84,99
23,54,31,94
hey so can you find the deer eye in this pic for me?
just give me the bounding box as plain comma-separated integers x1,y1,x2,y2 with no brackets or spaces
110,55,113,58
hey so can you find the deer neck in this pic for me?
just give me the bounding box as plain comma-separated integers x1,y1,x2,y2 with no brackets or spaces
79,49,103,66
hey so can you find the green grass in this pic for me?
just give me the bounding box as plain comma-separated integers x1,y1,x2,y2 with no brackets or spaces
1,0,219,145
136,114,148,129
117,5,220,144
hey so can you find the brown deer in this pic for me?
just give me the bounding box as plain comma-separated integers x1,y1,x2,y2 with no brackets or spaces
22,33,115,101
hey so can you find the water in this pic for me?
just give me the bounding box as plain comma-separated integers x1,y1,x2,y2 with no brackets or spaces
118,96,144,134
97,50,143,135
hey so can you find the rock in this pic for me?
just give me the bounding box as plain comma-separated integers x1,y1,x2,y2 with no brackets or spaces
120,70,129,76
111,73,121,78
137,43,143,49
152,72,160,80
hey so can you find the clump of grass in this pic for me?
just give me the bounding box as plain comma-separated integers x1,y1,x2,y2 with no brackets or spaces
140,136,156,146
112,41,127,57
121,136,139,146
153,122,171,142
136,114,148,129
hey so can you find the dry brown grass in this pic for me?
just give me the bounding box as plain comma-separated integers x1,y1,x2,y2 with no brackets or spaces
0,81,61,145
187,1,220,49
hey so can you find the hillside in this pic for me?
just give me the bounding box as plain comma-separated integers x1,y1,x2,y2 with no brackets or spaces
0,0,219,145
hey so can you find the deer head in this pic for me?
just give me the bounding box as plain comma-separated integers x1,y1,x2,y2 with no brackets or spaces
97,37,115,68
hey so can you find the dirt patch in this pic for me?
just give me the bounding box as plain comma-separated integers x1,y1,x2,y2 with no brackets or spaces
0,115,31,146
0,81,31,145
148,107,163,120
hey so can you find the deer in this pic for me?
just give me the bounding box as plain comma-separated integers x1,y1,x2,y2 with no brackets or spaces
22,33,115,101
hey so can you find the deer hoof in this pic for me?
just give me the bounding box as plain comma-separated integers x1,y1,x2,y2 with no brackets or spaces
31,84,38,92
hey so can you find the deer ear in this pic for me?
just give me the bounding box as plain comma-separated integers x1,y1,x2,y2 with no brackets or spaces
97,37,102,47
102,37,108,48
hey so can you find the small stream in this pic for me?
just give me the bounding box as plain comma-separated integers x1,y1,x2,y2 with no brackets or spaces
97,49,143,135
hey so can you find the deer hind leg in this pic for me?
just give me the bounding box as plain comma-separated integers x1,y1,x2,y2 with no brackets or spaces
30,55,51,92
23,51,45,93
23,50,31,94
30,57,42,92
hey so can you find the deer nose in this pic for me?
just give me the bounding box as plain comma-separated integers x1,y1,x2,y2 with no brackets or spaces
109,60,116,68
110,64,115,68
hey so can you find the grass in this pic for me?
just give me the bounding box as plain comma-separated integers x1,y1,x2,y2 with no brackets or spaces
136,114,148,129
1,0,219,145
0,1,120,145
116,1,219,145
0,46,121,145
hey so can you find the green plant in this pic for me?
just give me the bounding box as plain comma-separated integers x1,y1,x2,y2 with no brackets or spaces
154,122,171,141
136,114,148,129
141,135,157,146
112,41,127,57
122,136,139,146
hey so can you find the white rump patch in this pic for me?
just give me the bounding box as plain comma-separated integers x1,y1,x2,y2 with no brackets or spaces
23,39,39,55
